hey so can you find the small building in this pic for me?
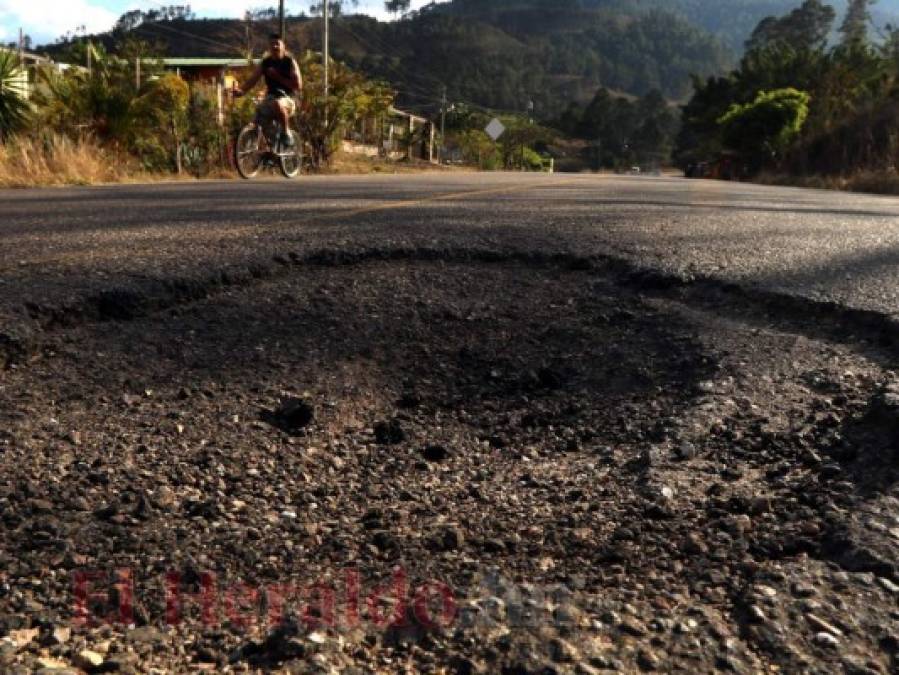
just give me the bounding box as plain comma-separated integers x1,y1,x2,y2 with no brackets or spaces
343,106,435,162
146,57,258,88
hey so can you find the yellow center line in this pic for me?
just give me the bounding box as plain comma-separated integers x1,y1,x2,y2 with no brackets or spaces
3,178,588,270
314,178,584,221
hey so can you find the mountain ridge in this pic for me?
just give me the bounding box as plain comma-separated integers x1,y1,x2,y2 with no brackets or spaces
42,0,896,119
43,1,733,118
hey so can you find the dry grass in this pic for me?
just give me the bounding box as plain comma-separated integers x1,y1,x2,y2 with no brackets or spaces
756,170,899,196
324,150,471,175
0,138,470,188
0,134,139,188
846,170,899,196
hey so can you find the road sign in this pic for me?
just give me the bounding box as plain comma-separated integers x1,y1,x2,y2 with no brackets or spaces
485,118,506,141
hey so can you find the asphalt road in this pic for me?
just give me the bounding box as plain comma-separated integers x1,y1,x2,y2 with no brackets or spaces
5,173,899,672
3,172,899,332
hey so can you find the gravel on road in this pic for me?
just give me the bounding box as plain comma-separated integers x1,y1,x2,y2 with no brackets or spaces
2,175,899,673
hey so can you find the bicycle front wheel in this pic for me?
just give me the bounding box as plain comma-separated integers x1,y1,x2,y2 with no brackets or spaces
279,130,302,179
235,124,263,179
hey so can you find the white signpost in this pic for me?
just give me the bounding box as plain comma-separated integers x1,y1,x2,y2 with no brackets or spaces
485,118,506,141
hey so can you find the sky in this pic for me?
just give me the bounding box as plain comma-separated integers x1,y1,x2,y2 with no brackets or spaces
0,0,437,47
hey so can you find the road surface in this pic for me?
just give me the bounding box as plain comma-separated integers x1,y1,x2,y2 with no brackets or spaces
2,173,899,673
3,173,899,332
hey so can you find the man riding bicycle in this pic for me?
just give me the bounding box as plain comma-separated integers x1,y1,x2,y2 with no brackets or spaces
234,33,303,148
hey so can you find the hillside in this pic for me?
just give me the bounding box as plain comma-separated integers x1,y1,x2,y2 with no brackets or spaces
41,1,733,120
649,0,899,50
344,0,899,113
333,8,732,115
431,0,899,51
45,0,899,121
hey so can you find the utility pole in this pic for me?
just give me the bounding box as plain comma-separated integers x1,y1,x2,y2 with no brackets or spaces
279,0,286,39
323,0,330,128
17,27,24,64
440,85,447,163
86,39,92,76
245,15,252,59
135,57,141,90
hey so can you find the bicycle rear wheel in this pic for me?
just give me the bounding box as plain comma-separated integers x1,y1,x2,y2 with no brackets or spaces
278,130,302,179
235,124,263,179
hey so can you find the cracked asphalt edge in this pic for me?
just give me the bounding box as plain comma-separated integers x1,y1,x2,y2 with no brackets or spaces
3,243,899,375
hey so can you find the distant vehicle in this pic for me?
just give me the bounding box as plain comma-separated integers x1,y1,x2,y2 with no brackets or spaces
685,162,710,178
630,166,641,175
684,156,748,180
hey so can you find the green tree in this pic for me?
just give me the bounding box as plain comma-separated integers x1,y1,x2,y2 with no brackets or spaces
840,0,876,48
454,128,500,169
310,1,359,16
385,0,412,17
130,73,189,171
674,75,738,167
745,0,836,53
736,41,826,102
35,42,136,141
568,87,678,168
0,50,29,141
499,117,553,170
114,10,145,34
718,87,810,166
633,90,679,165
295,51,393,167
677,0,899,178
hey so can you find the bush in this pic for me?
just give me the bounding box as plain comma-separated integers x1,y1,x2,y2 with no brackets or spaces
184,83,229,176
9,42,396,182
718,88,810,167
129,73,189,171
0,50,30,140
295,52,393,168
453,129,501,169
521,147,546,171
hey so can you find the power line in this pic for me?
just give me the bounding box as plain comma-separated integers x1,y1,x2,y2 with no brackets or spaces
328,19,526,119
123,2,440,97
330,24,434,93
123,7,524,121
132,0,245,54
136,22,240,54
330,19,445,92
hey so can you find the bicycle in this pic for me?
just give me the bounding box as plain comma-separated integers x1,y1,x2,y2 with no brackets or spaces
233,103,303,180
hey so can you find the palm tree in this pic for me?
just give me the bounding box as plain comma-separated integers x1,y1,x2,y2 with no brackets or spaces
0,49,29,140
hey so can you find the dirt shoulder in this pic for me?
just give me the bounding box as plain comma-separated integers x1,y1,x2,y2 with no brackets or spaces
755,170,899,197
0,143,471,189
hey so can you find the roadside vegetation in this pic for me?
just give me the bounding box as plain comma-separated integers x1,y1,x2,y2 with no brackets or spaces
0,50,29,141
554,88,680,171
677,0,899,190
0,34,395,187
0,135,131,187
8,0,899,190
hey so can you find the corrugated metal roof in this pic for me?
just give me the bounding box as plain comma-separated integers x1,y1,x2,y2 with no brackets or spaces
389,106,427,124
146,57,260,67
